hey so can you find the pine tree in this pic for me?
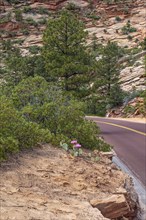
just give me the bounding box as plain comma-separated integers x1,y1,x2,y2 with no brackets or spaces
42,10,92,98
93,41,124,109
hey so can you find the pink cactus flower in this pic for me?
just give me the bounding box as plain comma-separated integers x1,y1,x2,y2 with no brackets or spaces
75,144,81,148
71,140,77,144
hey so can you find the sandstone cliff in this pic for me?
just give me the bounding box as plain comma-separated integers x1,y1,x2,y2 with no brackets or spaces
0,0,145,91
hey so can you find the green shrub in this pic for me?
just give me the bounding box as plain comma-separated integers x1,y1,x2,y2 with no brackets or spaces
1,39,13,51
140,37,146,50
0,95,51,161
29,45,41,54
0,18,7,24
23,6,33,13
13,39,24,45
123,90,146,117
72,120,106,150
30,100,110,150
127,35,133,41
0,136,19,161
51,134,70,146
140,90,146,112
25,17,38,27
135,103,146,116
123,105,136,115
103,29,107,33
14,9,23,21
123,90,143,104
115,16,121,22
38,18,47,25
0,14,11,24
15,120,52,149
12,76,49,109
135,38,139,43
66,3,80,11
123,6,129,14
85,97,107,116
87,13,100,20
21,28,29,35
11,76,111,151
121,21,137,35
6,0,20,4
38,6,49,14
7,31,17,37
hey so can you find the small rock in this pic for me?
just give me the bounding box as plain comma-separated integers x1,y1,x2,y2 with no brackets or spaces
100,151,116,159
73,182,87,191
76,168,85,174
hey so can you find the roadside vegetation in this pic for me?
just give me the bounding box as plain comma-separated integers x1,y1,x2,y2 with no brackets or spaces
0,9,145,161
0,10,111,161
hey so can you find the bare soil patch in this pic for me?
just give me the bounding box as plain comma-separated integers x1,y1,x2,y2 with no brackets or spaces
0,144,129,220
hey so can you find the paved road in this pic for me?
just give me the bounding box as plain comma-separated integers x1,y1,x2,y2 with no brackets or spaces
87,117,146,186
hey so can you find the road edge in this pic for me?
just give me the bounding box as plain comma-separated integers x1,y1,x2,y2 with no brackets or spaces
113,156,146,220
86,116,146,124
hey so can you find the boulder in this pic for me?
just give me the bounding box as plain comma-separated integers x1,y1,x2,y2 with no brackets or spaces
90,194,130,219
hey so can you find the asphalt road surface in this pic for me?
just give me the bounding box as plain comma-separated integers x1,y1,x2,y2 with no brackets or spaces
87,117,146,187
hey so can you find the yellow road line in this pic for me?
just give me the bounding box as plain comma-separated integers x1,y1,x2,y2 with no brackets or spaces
95,121,146,136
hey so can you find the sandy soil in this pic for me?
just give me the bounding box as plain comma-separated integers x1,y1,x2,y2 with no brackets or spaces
0,144,128,220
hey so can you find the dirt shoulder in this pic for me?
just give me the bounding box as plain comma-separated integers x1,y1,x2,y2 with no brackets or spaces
0,145,139,220
107,117,146,124
87,116,146,124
